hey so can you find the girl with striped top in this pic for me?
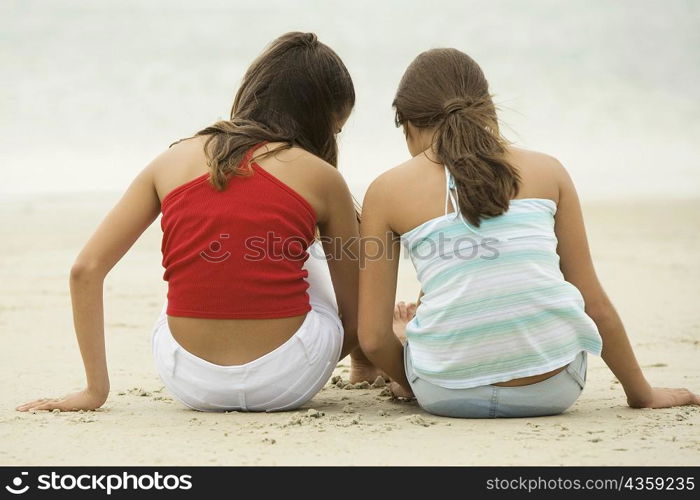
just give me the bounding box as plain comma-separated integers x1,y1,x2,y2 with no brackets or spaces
358,48,699,418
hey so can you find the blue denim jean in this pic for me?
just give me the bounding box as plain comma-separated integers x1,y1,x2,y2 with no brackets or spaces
404,343,587,418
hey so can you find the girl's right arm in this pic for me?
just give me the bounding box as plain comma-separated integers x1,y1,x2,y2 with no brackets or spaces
16,160,162,412
554,162,699,408
356,175,410,389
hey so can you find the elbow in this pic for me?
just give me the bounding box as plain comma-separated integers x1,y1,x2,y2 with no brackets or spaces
70,259,105,283
585,299,616,324
358,331,384,359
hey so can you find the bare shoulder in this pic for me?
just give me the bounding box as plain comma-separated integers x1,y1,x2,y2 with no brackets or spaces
256,145,353,223
365,156,427,203
507,145,566,175
146,136,209,200
148,135,208,175
362,155,444,235
268,146,350,195
506,146,571,200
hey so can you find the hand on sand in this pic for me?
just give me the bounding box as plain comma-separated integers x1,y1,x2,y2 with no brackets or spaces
16,388,107,413
393,301,417,345
390,381,415,399
628,387,700,409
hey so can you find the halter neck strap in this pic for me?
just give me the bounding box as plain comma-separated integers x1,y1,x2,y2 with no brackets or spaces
444,166,481,236
243,141,269,167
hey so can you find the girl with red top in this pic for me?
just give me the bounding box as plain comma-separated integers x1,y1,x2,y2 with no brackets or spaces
17,32,373,413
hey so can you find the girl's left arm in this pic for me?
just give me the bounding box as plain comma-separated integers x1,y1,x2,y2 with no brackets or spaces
16,164,161,412
554,162,699,409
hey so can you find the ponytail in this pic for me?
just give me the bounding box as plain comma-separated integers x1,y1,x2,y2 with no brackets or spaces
435,96,520,227
393,48,520,227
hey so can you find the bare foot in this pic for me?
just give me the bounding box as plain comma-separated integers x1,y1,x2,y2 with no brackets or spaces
393,301,417,345
390,381,415,399
349,349,384,384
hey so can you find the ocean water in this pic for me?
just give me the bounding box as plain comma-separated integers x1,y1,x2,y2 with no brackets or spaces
1,0,699,201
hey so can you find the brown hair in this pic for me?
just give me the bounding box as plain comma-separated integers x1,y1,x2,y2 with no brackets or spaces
393,48,520,227
190,32,355,190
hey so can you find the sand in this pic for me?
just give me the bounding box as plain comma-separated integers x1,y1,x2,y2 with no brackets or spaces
1,193,699,465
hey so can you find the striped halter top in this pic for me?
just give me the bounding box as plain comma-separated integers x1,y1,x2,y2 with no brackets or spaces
401,167,603,389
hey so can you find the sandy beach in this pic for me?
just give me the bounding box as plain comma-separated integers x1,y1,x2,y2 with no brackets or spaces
1,193,699,466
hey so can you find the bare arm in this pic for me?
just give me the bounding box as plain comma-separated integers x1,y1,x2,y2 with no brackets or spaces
17,164,161,412
357,177,409,388
316,167,360,359
555,164,699,408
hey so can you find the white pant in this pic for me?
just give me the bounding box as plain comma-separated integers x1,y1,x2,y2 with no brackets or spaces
151,242,344,412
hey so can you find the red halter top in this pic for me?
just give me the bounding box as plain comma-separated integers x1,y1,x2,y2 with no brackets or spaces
160,143,317,319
